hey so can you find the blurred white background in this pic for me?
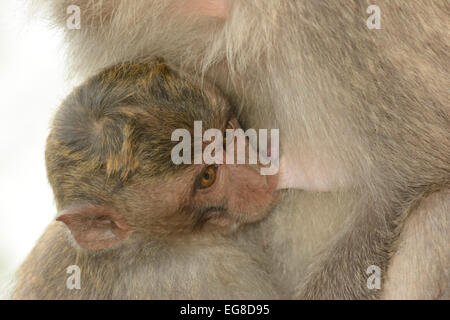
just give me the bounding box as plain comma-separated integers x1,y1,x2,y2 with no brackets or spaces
0,0,74,297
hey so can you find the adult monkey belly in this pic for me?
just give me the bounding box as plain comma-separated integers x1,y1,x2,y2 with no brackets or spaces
34,0,449,299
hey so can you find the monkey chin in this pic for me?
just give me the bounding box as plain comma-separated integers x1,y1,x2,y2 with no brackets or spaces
209,175,280,235
241,172,280,223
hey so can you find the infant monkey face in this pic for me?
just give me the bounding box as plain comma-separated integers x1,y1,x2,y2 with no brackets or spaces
133,116,280,235
191,159,279,231
191,162,280,229
188,116,279,230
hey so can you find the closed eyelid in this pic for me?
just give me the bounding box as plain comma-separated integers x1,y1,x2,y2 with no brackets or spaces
193,206,227,230
198,206,226,216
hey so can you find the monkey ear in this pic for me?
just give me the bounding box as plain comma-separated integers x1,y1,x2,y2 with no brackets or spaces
56,204,131,250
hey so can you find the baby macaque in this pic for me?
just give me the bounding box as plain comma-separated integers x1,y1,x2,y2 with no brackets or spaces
12,61,279,299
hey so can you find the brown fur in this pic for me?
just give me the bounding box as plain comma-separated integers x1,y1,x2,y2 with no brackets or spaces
27,0,450,299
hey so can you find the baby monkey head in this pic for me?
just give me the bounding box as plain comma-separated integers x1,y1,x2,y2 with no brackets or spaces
46,62,279,250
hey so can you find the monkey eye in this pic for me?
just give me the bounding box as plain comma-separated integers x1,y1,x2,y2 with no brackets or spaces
198,165,218,189
223,121,234,147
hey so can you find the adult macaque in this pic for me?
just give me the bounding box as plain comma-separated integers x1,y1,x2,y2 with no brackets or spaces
12,62,280,299
30,0,449,299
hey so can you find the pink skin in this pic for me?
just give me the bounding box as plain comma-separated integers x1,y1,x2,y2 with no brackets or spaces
193,162,279,227
276,154,338,192
57,204,131,250
225,164,279,220
194,120,280,227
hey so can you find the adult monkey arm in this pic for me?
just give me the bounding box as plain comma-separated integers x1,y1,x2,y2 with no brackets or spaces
34,0,450,299
381,190,449,299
